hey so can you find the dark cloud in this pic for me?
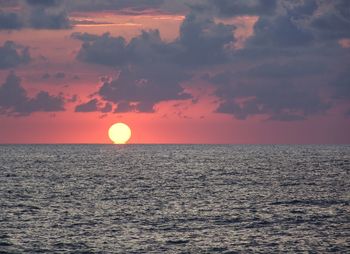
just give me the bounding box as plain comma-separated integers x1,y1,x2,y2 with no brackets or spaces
101,103,112,113
114,101,136,113
0,0,19,7
310,0,350,40
76,33,127,66
70,0,350,121
41,72,50,79
211,73,330,121
126,30,173,64
28,7,71,29
72,30,177,66
68,94,78,103
175,12,235,65
206,0,277,17
240,60,326,78
26,91,64,113
65,0,203,15
26,0,60,6
66,0,165,12
74,13,235,67
202,0,348,121
206,59,327,85
74,30,174,66
0,11,23,29
346,109,350,116
54,72,65,79
75,98,99,112
71,19,114,26
247,15,313,48
0,41,31,69
71,32,103,42
332,71,350,100
112,100,157,113
0,0,71,30
207,71,231,85
268,114,306,122
98,65,192,113
0,72,65,116
241,0,350,49
75,99,113,113
1,0,171,31
284,0,318,18
41,72,71,80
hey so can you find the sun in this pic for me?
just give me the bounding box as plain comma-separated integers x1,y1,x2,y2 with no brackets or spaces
108,122,132,144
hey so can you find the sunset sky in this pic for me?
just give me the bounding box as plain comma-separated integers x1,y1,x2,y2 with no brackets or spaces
0,0,349,144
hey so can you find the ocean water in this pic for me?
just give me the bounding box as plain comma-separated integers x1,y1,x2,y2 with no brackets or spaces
0,144,349,253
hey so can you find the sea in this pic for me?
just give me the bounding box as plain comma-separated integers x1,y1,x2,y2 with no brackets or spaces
0,145,349,253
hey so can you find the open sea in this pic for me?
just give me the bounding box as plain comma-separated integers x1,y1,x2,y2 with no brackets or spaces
0,144,349,253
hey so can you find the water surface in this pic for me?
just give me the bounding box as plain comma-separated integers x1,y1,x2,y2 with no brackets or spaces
0,145,349,253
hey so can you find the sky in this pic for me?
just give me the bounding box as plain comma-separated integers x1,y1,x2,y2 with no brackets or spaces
0,0,349,144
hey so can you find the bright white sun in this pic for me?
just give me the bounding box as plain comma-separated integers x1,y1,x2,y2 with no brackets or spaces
108,122,131,144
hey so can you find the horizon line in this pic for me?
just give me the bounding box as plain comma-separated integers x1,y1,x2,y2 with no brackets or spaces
0,143,349,145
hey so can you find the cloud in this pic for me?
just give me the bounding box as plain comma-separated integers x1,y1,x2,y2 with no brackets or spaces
114,101,136,113
0,72,65,116
72,0,348,120
75,98,99,112
332,71,350,100
68,94,78,103
27,4,71,29
1,0,174,31
69,1,344,76
75,99,112,113
75,33,128,66
54,72,65,79
66,0,209,15
41,72,50,79
26,0,60,7
247,15,313,48
240,60,326,78
201,0,348,121
175,12,235,65
74,30,172,66
101,103,112,113
41,72,71,81
206,0,277,17
75,30,167,66
0,11,23,29
268,114,306,121
70,32,102,42
310,0,350,40
98,65,192,113
240,0,350,49
0,0,71,30
0,41,31,69
126,29,173,64
346,109,350,116
211,73,330,121
66,0,166,12
74,12,236,67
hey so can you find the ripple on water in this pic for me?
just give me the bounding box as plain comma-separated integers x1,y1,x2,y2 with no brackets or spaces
0,144,349,253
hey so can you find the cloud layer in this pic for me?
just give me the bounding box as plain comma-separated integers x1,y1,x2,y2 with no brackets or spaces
0,0,71,30
99,65,192,113
0,41,31,69
1,0,349,121
0,72,65,116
